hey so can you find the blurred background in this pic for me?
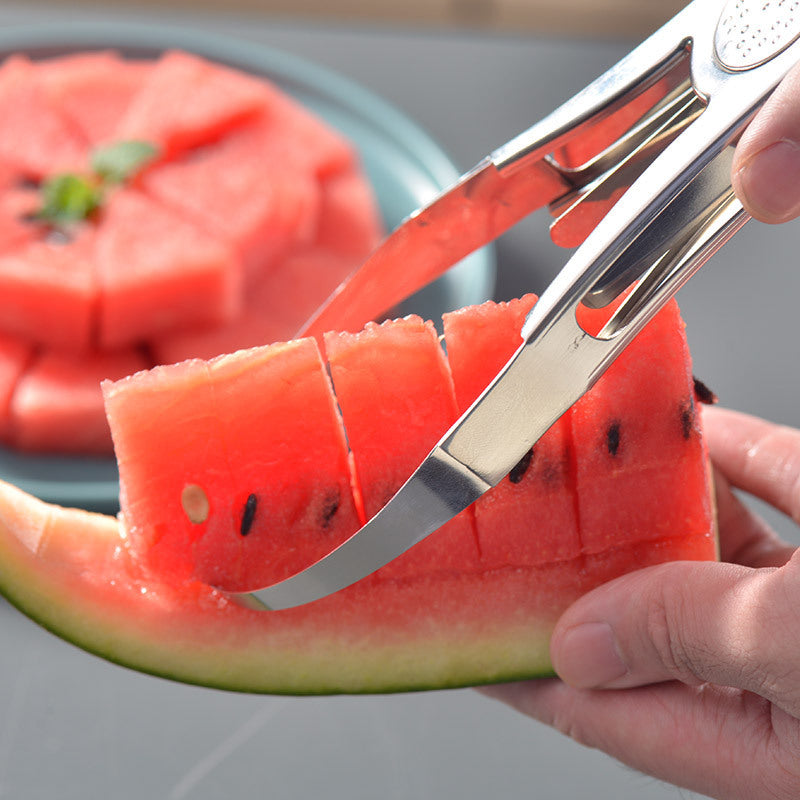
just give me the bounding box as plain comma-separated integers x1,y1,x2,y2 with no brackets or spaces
0,2,798,799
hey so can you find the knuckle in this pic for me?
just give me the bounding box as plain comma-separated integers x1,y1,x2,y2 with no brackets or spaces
643,580,703,683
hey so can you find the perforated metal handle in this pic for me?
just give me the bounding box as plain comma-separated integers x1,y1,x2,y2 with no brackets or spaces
715,0,800,70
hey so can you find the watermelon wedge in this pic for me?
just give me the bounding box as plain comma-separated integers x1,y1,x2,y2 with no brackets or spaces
0,295,715,694
38,51,151,145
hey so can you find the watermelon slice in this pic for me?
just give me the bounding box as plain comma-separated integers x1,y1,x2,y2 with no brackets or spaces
0,296,715,694
0,55,87,179
37,51,151,145
113,50,269,159
316,168,384,259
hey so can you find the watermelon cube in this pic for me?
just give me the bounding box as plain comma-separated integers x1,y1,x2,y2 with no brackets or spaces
0,55,87,178
95,189,241,349
0,333,33,442
0,227,97,352
9,347,149,454
141,115,321,279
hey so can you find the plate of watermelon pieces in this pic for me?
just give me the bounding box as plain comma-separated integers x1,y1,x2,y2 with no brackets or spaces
0,21,496,512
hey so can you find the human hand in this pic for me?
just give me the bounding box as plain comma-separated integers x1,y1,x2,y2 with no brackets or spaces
733,61,800,223
481,406,800,800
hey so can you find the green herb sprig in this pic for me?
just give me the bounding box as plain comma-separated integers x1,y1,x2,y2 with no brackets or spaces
35,140,159,228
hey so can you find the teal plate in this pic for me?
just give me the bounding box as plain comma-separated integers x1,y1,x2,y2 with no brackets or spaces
0,22,495,513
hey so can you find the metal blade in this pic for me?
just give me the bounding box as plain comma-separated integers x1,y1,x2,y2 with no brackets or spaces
298,156,570,338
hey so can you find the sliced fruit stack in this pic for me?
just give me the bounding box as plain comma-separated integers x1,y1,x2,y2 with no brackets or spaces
0,49,383,455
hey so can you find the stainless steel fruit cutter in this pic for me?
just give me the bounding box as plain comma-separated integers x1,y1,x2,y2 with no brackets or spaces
245,0,800,609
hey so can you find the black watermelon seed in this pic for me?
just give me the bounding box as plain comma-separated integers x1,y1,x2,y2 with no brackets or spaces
320,491,340,529
606,421,621,456
509,448,534,484
240,493,257,536
681,397,696,440
693,376,719,405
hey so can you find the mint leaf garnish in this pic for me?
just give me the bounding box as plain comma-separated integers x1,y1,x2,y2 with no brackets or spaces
36,174,102,225
31,140,158,230
90,140,159,184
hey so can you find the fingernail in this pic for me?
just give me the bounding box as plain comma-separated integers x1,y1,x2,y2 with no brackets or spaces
735,139,800,223
552,622,628,688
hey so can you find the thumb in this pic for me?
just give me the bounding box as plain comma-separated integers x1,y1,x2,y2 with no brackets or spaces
732,60,800,223
550,555,800,713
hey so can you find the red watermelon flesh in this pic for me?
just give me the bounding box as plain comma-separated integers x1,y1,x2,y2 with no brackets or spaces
0,187,42,254
239,91,357,179
8,347,149,454
571,300,713,553
443,296,581,566
113,50,270,160
140,128,321,279
0,226,97,352
0,56,87,179
0,334,33,442
104,297,715,599
104,338,361,592
316,168,384,259
323,317,481,580
38,52,151,146
94,189,241,349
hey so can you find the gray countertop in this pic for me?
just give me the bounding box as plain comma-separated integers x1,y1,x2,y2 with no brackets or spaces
2,4,799,799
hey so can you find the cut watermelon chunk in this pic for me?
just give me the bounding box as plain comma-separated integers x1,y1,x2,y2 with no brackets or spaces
242,91,357,179
0,55,87,178
149,246,357,364
94,189,241,349
37,51,151,145
571,301,713,553
0,334,33,442
324,317,481,579
443,296,581,566
0,226,97,352
316,168,384,259
8,347,149,454
114,50,270,159
104,339,361,592
141,128,320,278
0,187,41,254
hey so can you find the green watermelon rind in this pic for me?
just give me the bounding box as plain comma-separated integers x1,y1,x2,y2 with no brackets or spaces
0,481,557,694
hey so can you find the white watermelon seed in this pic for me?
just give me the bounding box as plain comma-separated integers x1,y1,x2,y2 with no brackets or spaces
181,484,209,524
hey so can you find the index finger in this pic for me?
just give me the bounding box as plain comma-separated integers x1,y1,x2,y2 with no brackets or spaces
703,405,800,523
